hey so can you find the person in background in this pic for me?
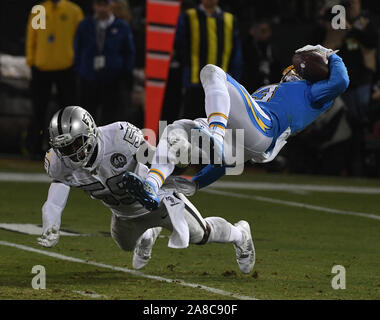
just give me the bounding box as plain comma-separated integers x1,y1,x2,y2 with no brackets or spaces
160,0,195,125
111,0,133,121
74,0,135,125
339,0,378,176
111,0,131,23
175,0,243,120
25,0,84,159
241,19,281,91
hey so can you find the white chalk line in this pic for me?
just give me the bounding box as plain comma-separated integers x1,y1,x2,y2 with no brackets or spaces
72,290,108,299
0,173,50,183
211,181,380,195
3,172,380,195
204,189,380,221
0,241,257,300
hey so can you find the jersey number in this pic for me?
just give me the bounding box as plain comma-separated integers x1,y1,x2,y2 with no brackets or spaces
252,84,278,102
80,173,135,206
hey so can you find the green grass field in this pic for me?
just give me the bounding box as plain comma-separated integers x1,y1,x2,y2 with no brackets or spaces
0,160,379,300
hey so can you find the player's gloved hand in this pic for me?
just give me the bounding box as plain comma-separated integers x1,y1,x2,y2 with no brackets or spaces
37,225,60,248
295,44,339,60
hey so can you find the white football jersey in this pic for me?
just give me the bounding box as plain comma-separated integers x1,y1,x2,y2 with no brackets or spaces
44,121,151,219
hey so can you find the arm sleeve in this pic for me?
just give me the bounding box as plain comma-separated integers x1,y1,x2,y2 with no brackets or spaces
192,164,226,189
42,182,70,233
309,54,350,106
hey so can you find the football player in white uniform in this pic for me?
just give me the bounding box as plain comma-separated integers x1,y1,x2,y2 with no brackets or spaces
38,106,255,273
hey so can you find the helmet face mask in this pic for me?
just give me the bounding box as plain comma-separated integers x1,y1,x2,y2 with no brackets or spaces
49,106,98,168
56,136,90,163
281,65,303,83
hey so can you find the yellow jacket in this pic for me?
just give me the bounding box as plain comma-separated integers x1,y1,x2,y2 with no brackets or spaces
26,0,83,71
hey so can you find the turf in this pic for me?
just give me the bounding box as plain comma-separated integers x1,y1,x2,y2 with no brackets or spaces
0,171,379,300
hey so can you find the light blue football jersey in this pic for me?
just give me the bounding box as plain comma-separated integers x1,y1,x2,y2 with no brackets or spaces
251,54,349,140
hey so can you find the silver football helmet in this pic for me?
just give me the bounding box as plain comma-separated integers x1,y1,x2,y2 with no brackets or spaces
48,106,98,168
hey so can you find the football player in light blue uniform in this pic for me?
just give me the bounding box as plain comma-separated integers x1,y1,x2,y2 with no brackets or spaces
192,44,350,190
123,45,349,210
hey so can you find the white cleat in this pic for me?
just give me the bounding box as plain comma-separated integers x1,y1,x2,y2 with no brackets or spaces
133,227,162,270
233,220,255,274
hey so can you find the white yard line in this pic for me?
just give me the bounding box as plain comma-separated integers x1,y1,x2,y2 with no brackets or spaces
204,189,380,221
0,241,257,300
0,173,50,183
72,290,108,299
211,181,380,194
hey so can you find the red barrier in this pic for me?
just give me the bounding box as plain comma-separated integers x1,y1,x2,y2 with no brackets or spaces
146,1,180,25
146,56,171,79
144,0,181,138
146,28,176,52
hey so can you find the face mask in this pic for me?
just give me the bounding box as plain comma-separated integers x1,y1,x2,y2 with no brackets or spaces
280,65,303,83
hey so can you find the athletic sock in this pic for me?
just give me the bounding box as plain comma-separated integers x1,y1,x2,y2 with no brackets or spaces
146,128,176,192
208,113,228,141
200,65,230,141
204,217,243,244
146,167,169,192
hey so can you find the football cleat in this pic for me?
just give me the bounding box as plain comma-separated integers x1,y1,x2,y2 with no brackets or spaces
133,227,162,270
233,220,255,274
193,126,225,166
123,172,160,211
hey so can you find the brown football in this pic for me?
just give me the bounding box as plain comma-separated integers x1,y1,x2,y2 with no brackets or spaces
292,50,329,82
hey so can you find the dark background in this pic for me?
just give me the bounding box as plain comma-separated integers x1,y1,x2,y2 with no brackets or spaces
1,0,380,177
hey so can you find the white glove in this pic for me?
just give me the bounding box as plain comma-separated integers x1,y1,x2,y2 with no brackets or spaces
37,225,60,248
295,44,339,62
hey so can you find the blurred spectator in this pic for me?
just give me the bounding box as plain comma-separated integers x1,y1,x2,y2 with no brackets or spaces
161,0,195,124
175,0,243,120
313,0,378,176
373,80,380,102
313,5,346,51
241,19,281,91
339,0,378,176
111,0,131,23
25,0,83,159
128,2,146,69
112,0,133,121
74,0,135,125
